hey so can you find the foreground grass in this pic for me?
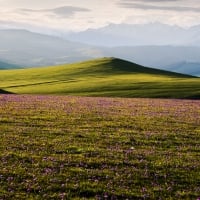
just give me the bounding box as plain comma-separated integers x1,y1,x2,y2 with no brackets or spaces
0,57,200,98
0,95,199,199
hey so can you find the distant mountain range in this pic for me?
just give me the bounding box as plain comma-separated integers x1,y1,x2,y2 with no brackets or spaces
165,61,200,77
64,23,200,47
0,29,102,66
0,61,20,69
0,27,200,76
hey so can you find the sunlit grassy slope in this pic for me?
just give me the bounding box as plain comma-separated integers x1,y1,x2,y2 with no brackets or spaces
0,57,200,98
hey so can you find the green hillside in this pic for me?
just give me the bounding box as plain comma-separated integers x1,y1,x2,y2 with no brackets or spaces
0,57,200,98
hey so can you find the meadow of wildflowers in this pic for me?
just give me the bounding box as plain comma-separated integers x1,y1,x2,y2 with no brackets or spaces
0,95,199,199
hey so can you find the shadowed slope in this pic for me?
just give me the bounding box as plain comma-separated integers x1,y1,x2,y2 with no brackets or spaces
0,57,199,98
86,58,194,77
0,89,13,94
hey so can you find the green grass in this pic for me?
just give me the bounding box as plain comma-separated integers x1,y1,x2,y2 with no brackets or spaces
0,57,200,98
0,95,199,199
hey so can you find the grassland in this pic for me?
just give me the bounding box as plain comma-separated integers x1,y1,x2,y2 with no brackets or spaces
0,58,200,199
0,57,200,98
0,95,199,199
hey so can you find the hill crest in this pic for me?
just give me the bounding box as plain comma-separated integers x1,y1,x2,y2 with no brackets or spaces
64,57,194,78
0,57,199,98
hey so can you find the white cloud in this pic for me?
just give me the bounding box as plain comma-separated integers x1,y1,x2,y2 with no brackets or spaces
0,0,199,32
19,6,90,18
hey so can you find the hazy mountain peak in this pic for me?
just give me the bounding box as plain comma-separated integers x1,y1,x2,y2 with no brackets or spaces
64,22,200,47
0,29,103,67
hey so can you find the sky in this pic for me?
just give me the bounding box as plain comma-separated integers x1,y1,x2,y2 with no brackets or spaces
0,0,200,32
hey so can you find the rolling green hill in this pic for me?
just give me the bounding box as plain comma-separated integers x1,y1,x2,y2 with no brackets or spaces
0,57,200,98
